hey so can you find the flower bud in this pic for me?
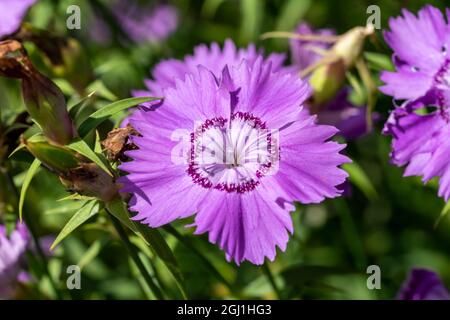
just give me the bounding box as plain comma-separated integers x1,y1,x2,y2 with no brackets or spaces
309,25,374,106
332,25,374,69
23,136,80,173
309,59,346,106
23,136,119,201
0,40,75,145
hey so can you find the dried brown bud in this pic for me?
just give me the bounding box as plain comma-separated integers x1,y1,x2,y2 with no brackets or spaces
0,40,75,145
101,124,140,162
0,40,33,79
60,163,119,202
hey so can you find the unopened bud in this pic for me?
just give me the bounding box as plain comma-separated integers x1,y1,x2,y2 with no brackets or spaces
309,25,374,106
0,40,75,145
23,136,80,173
332,25,374,68
23,136,119,201
309,60,346,106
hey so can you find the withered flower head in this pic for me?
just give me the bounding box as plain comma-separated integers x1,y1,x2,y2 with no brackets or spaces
101,124,140,162
0,40,75,145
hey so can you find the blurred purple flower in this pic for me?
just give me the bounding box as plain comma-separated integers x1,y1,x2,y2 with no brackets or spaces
0,0,36,38
318,88,379,140
398,268,450,300
290,22,376,140
132,39,289,104
381,5,450,200
289,22,335,72
120,53,350,265
0,222,30,299
114,2,178,44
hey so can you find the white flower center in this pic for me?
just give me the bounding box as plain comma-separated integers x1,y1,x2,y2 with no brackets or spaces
187,112,279,193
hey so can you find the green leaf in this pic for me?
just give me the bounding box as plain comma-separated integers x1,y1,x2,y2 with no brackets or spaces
164,225,232,289
77,97,161,137
8,143,26,159
57,194,96,202
275,0,311,32
240,0,264,43
105,197,187,299
68,91,97,120
77,236,109,270
86,79,118,102
19,158,41,222
137,224,187,299
435,201,450,228
364,52,394,72
51,201,100,250
343,162,378,200
67,137,112,176
105,197,137,232
94,130,102,153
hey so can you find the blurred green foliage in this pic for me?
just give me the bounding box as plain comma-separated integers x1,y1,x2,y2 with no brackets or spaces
1,0,450,300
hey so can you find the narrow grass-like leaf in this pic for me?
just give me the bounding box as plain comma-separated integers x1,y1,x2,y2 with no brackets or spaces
77,236,109,270
57,194,96,202
105,197,187,298
435,201,450,228
343,162,378,200
69,91,97,120
364,52,394,72
275,0,311,33
94,130,102,153
77,97,160,137
8,144,26,158
51,200,100,250
67,138,112,175
19,158,41,222
240,0,264,43
164,225,232,289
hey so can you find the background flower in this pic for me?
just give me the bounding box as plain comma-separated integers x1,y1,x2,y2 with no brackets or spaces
132,39,288,105
382,6,450,201
398,268,450,300
0,0,36,39
0,223,30,299
114,2,178,44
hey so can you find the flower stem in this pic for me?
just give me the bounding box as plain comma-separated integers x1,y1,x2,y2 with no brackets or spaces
164,225,233,290
108,212,165,300
262,262,282,299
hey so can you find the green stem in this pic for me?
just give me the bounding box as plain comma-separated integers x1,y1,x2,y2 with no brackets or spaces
333,198,367,269
108,212,165,300
262,262,282,299
164,225,233,290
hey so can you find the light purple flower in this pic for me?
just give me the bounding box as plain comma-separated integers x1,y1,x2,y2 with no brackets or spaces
132,39,289,104
381,6,450,200
290,23,375,140
0,222,30,299
380,5,450,104
120,55,350,265
398,268,450,300
113,2,178,44
0,0,36,38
